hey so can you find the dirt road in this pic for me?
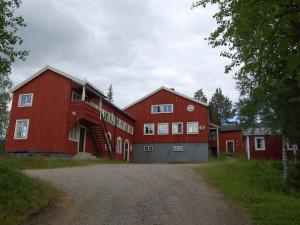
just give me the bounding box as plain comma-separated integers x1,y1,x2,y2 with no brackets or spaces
25,164,252,225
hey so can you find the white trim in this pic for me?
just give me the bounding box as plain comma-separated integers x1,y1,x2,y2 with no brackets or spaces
172,122,183,134
187,122,199,134
225,140,235,153
123,86,209,110
14,119,30,140
157,123,169,135
11,66,106,97
144,123,155,135
116,136,122,154
254,136,265,151
18,93,33,107
151,104,173,114
77,126,86,153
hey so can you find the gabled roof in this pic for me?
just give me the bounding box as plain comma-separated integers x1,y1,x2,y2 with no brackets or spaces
11,66,106,97
123,86,209,110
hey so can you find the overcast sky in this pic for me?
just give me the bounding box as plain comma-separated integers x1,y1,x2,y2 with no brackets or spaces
12,0,239,108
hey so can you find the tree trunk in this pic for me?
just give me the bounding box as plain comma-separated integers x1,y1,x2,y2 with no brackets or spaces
282,138,289,184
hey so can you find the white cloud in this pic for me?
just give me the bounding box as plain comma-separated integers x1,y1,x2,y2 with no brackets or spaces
12,0,239,108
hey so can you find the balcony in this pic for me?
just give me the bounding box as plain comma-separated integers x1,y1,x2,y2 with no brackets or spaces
68,101,100,128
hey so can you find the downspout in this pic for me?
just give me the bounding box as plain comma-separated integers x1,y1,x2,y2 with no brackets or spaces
113,109,117,160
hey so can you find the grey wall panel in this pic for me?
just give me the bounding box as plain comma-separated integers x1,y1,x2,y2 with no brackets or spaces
133,143,208,163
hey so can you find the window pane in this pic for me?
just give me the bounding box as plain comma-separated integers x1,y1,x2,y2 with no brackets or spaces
188,122,198,133
158,124,168,134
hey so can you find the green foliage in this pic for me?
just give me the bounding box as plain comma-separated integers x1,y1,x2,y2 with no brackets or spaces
209,88,234,125
107,84,113,103
0,140,4,156
198,159,300,225
194,88,208,103
0,0,28,138
0,157,125,170
192,0,300,144
0,162,52,225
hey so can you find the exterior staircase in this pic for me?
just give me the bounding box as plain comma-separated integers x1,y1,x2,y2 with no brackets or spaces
90,124,112,158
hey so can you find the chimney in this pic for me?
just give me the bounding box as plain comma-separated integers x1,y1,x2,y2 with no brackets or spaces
170,88,175,91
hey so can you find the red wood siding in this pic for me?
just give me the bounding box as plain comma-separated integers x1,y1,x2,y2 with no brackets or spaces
219,131,244,153
125,89,209,144
249,136,283,160
6,70,72,154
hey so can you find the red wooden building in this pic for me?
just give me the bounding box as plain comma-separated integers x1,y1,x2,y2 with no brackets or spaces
124,87,210,163
5,66,135,161
243,128,297,160
219,125,244,154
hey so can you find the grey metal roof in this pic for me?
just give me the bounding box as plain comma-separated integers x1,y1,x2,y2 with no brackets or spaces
220,124,242,132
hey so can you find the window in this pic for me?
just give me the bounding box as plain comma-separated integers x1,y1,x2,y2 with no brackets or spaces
69,126,78,141
116,137,122,154
172,122,183,134
287,142,298,151
255,137,265,151
144,146,153,152
173,146,184,152
187,122,199,134
151,104,173,114
144,123,154,135
71,91,81,102
14,119,29,139
158,123,169,135
18,93,33,107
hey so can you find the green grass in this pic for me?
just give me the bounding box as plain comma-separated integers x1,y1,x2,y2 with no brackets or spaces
0,156,124,170
0,162,54,225
197,158,300,225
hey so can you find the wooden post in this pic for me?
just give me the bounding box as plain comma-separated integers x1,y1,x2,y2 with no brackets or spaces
282,137,289,184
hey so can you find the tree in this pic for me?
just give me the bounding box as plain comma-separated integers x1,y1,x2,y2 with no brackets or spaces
193,0,300,184
209,88,233,126
0,0,28,139
107,84,113,103
194,88,208,103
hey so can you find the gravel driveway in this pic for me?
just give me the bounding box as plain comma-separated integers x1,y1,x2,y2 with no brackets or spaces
25,164,252,225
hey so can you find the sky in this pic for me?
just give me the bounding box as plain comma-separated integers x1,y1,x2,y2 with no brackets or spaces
11,0,239,108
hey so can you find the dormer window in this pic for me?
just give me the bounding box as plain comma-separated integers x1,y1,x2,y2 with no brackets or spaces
18,93,33,107
151,104,173,114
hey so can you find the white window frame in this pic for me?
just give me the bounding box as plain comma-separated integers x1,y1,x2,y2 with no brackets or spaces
144,146,154,152
157,123,169,135
172,122,183,134
187,122,199,134
255,137,265,151
18,93,33,107
173,146,184,152
225,140,235,153
14,119,30,140
287,142,298,151
151,104,173,114
69,126,78,142
116,137,122,154
144,123,155,135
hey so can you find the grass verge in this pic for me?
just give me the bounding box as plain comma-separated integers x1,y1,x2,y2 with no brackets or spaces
0,162,55,225
0,157,124,170
197,158,300,225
